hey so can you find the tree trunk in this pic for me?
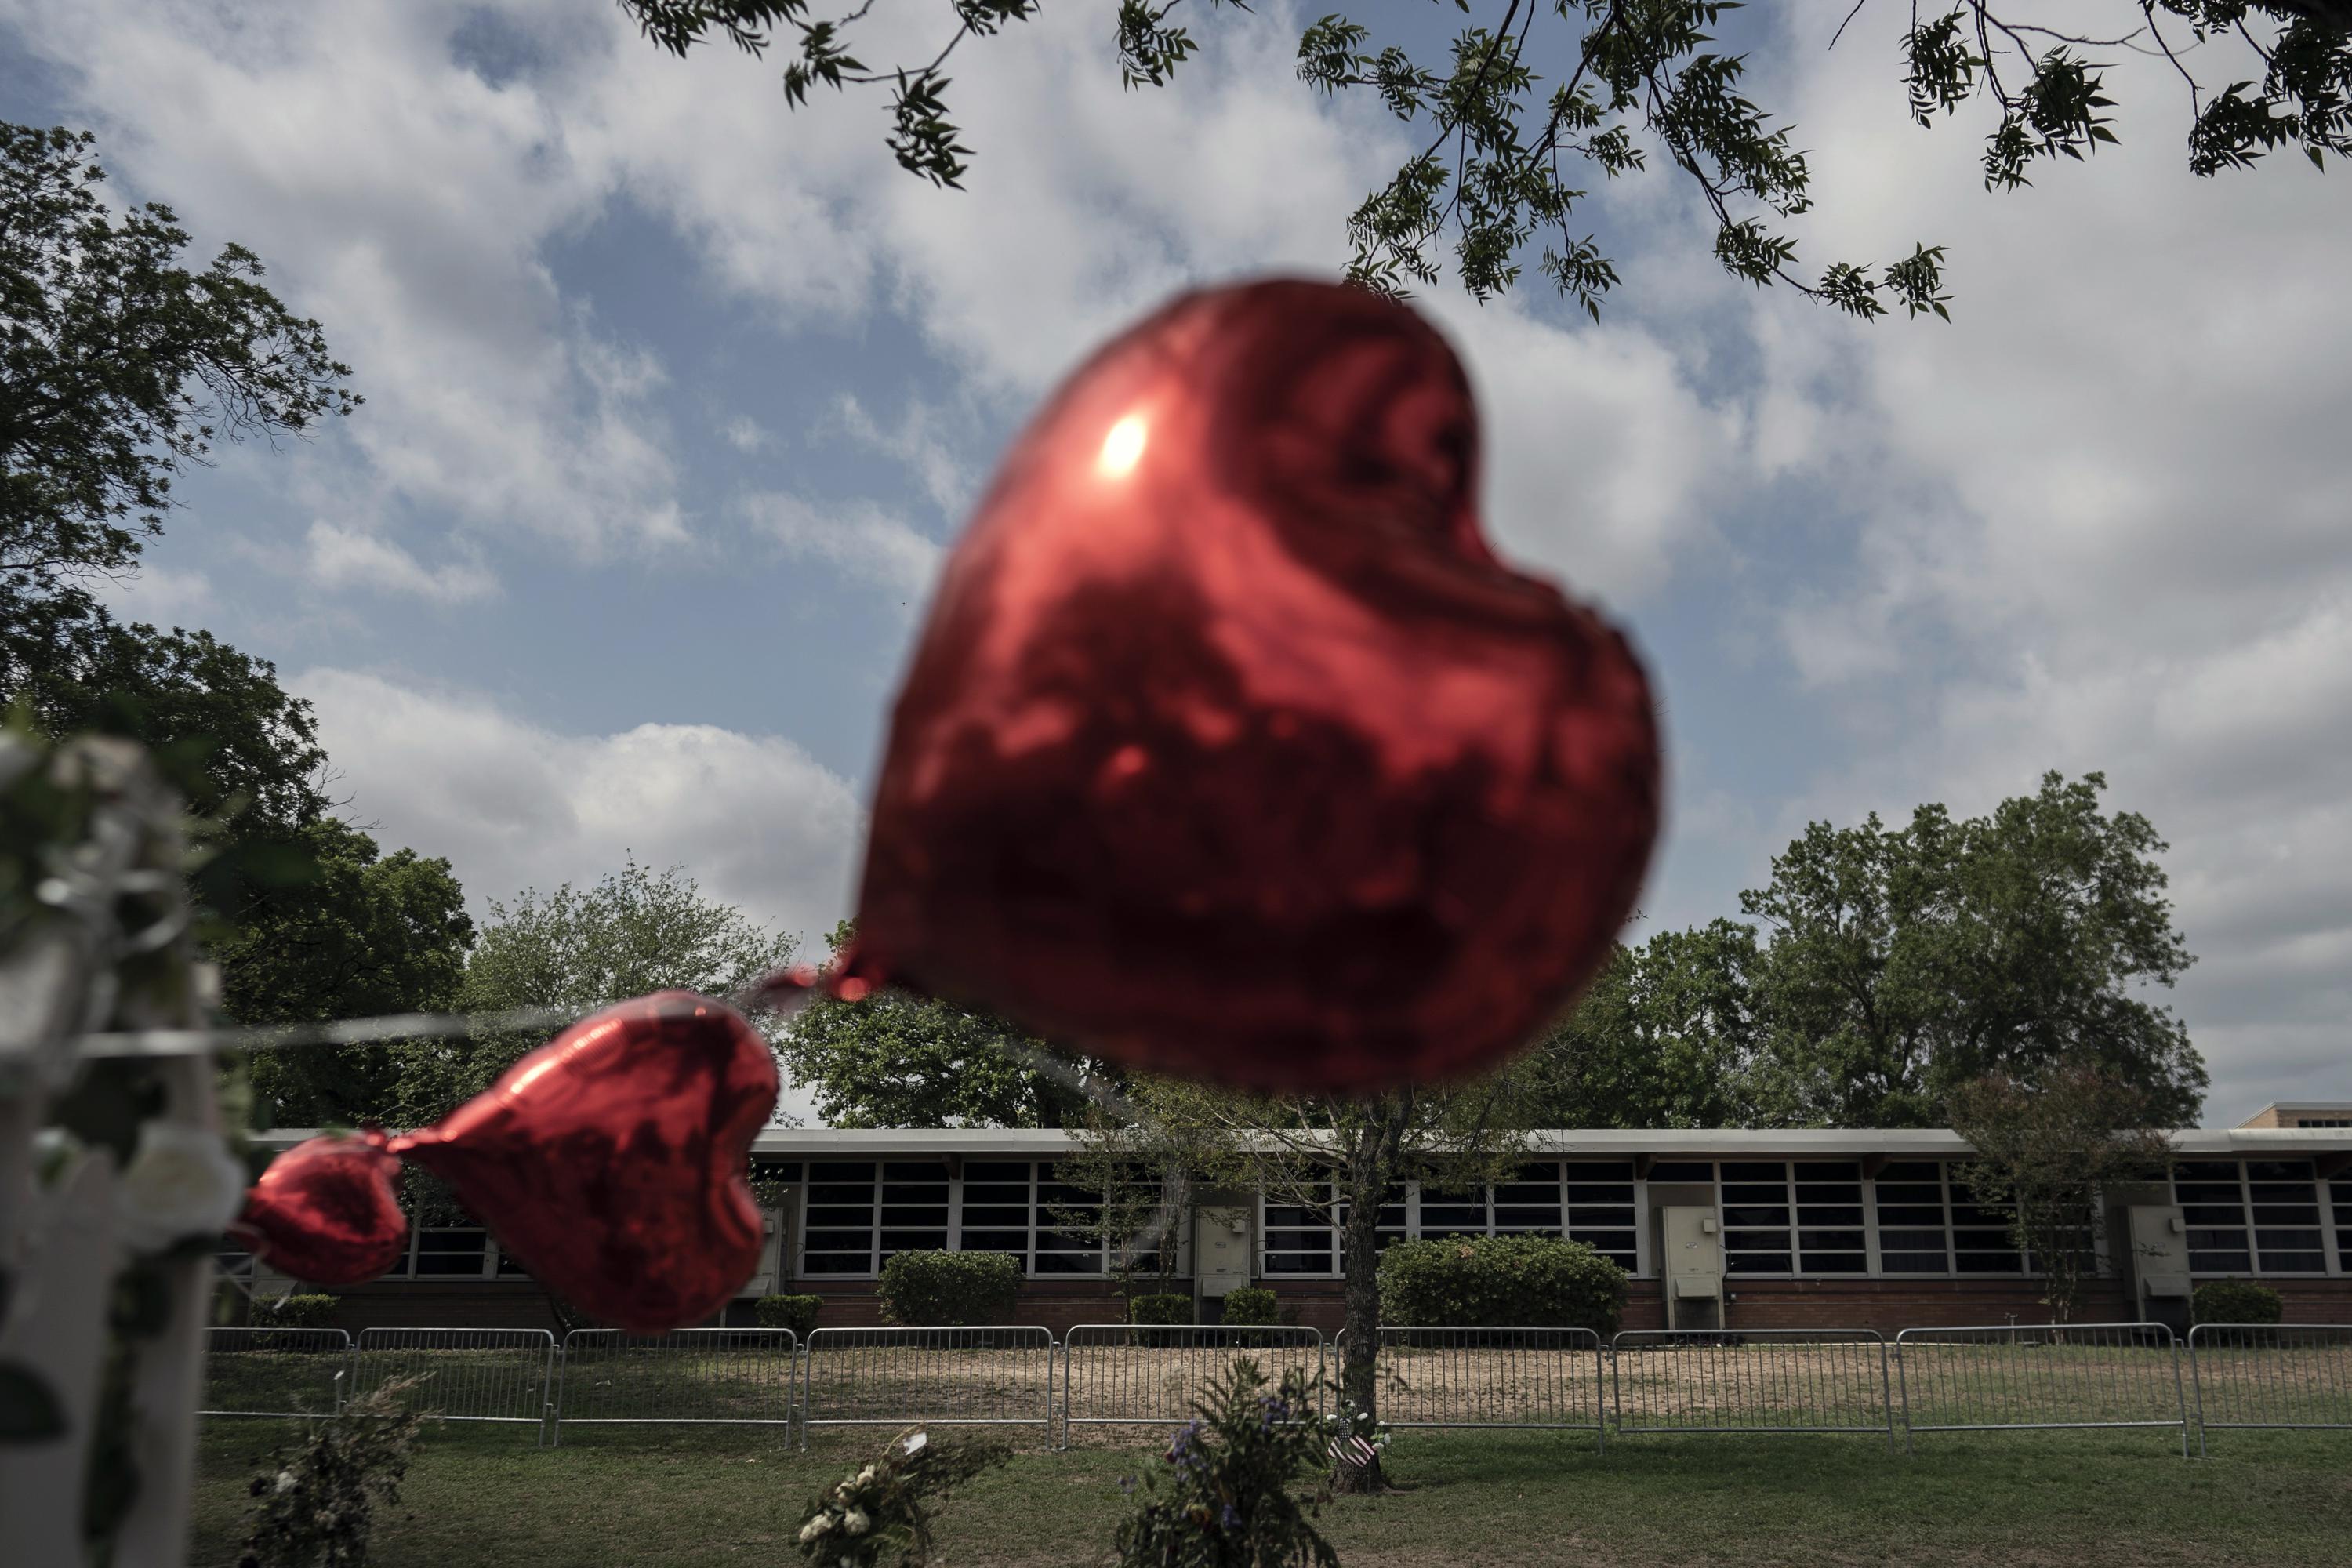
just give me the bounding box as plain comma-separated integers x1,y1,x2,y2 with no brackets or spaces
1333,1123,1389,1494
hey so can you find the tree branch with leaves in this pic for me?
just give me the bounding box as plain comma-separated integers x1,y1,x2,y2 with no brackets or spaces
614,0,2344,324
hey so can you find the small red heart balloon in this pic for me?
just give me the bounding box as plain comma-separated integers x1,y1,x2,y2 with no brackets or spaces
847,277,1661,1093
237,1132,408,1287
387,992,777,1334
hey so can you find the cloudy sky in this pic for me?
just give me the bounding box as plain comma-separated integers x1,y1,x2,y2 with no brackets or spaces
6,0,2346,1124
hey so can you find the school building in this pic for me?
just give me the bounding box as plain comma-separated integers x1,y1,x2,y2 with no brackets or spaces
244,1104,2352,1337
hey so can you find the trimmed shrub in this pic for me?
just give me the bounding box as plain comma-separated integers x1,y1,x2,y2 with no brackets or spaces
1377,1233,1628,1335
1129,1293,1193,1326
1220,1288,1279,1327
249,1294,339,1334
757,1294,822,1338
2193,1278,2283,1327
876,1250,1022,1327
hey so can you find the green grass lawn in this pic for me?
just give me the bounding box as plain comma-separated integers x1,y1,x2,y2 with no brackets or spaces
191,1418,2352,1567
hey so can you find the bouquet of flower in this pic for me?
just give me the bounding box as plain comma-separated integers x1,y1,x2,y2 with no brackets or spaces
1112,1359,1340,1568
793,1427,1010,1567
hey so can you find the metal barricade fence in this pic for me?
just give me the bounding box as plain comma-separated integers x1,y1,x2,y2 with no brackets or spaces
1343,1327,1605,1449
1062,1325,1325,1446
799,1327,1056,1449
1611,1329,1896,1448
552,1329,799,1446
350,1328,559,1444
2187,1323,2352,1454
1893,1322,2187,1458
200,1327,352,1419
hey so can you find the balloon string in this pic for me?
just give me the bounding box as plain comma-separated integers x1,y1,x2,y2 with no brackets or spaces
71,967,1182,1272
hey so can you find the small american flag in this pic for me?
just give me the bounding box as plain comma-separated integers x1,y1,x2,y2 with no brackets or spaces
1329,1432,1377,1468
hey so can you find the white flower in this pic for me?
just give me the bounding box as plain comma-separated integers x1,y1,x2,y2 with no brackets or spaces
272,1471,296,1495
856,1465,877,1484
797,1519,824,1544
898,1431,927,1457
115,1123,247,1253
844,1509,871,1537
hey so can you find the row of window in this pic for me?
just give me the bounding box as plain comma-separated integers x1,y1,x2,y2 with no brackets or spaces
801,1159,1145,1277
1264,1161,2028,1278
1266,1162,1641,1274
229,1156,2352,1284
2175,1160,2347,1275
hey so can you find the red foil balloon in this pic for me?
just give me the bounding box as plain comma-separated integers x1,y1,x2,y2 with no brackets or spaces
236,1132,407,1287
847,278,1661,1093
236,992,779,1334
387,992,778,1334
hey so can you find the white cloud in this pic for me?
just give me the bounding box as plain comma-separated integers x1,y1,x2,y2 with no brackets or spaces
295,667,866,955
1737,0,2352,1117
1431,298,1748,605
4,0,684,558
722,416,771,453
303,522,499,604
739,492,944,600
27,0,2345,1122
575,3,1731,606
828,395,973,521
89,562,218,626
297,666,863,1123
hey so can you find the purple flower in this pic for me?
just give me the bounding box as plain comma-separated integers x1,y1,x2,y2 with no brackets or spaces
1220,1504,1242,1531
1120,1475,1138,1495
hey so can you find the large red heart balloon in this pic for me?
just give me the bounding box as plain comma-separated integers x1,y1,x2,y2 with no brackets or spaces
240,993,778,1331
385,992,778,1334
236,1131,407,1287
843,277,1661,1093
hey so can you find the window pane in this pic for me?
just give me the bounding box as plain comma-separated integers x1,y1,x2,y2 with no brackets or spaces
415,1230,488,1277
2176,1160,2253,1274
1033,1228,1099,1274
1646,1161,1714,1184
1726,1248,1791,1275
803,1163,877,1274
1421,1190,1486,1233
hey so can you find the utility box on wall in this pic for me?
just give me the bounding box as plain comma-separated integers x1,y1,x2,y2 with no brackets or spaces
1193,1203,1254,1315
1657,1205,1724,1331
2113,1202,2194,1334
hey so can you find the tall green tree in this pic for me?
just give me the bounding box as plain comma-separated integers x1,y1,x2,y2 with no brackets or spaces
1529,920,1765,1128
1536,771,2202,1131
1,118,361,952
387,859,797,1126
2,122,358,599
778,920,1113,1128
223,819,474,1127
618,1,2347,321
1741,771,2203,1128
